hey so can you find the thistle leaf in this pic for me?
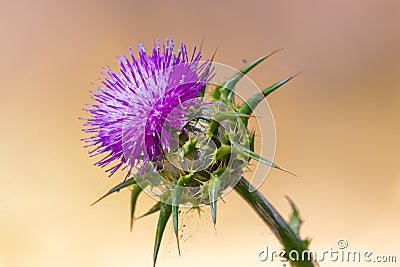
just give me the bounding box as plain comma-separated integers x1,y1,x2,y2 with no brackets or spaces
130,184,143,231
91,177,137,206
238,74,299,126
234,177,314,267
153,203,172,267
286,196,302,235
302,239,311,248
286,196,312,249
217,49,282,103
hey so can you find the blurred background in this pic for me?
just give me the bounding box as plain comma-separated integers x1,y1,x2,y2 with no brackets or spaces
0,0,399,266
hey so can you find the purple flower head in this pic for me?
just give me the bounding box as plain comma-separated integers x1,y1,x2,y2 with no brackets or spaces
83,39,212,177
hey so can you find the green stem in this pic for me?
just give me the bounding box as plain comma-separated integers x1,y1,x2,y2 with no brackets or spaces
234,177,314,267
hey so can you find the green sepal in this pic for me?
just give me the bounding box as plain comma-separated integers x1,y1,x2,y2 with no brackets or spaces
91,177,137,206
239,74,298,126
153,203,172,267
129,184,143,231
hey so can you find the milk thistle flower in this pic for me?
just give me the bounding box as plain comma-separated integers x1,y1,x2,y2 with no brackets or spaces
83,38,314,267
83,39,211,177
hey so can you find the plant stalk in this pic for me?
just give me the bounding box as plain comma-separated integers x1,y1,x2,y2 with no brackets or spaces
234,177,314,267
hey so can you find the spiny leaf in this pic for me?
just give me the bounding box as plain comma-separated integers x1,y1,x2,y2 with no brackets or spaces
286,197,312,250
234,177,314,267
218,49,282,103
153,203,172,267
239,74,299,126
136,202,163,220
91,177,137,206
129,184,143,231
302,239,311,248
231,140,296,176
286,196,303,236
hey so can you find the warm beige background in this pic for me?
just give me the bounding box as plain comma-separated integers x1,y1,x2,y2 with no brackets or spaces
1,0,399,267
